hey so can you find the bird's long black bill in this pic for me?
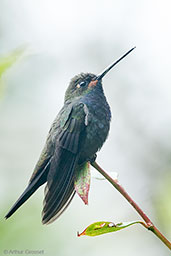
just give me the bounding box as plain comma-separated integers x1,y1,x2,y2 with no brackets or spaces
97,47,136,80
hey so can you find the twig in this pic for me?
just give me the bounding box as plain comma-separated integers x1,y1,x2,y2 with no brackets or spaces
91,161,171,250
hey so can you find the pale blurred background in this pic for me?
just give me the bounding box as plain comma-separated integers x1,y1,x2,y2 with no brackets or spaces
0,0,171,255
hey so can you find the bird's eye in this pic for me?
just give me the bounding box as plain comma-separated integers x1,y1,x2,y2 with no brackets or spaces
76,81,87,89
80,81,86,87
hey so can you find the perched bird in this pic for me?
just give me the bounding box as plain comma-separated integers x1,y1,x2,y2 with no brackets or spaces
5,47,135,224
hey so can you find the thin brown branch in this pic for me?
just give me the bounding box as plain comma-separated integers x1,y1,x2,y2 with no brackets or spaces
91,161,171,250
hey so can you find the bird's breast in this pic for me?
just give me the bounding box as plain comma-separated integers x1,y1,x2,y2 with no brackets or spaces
79,93,111,163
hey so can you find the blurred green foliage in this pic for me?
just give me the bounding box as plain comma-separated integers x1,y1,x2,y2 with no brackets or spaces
155,171,171,237
0,202,65,255
0,47,26,98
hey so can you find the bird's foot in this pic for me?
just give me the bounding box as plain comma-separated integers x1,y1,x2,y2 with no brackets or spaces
88,154,97,164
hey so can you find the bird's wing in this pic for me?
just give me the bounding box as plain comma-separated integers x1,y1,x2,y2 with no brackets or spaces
29,102,75,183
5,104,75,219
42,102,89,224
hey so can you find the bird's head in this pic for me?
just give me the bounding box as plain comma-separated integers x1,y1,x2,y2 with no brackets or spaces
64,47,136,102
64,73,100,102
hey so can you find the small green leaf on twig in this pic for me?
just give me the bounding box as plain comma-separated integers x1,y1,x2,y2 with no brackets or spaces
78,220,146,237
74,161,90,205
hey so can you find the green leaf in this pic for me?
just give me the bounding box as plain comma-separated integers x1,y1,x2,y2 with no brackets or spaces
74,161,90,205
0,46,26,76
78,220,146,237
0,46,26,98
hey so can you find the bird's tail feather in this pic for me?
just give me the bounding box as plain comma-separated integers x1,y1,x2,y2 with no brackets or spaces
5,161,49,219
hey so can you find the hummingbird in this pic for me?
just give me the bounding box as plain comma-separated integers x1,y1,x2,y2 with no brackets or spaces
5,47,135,224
